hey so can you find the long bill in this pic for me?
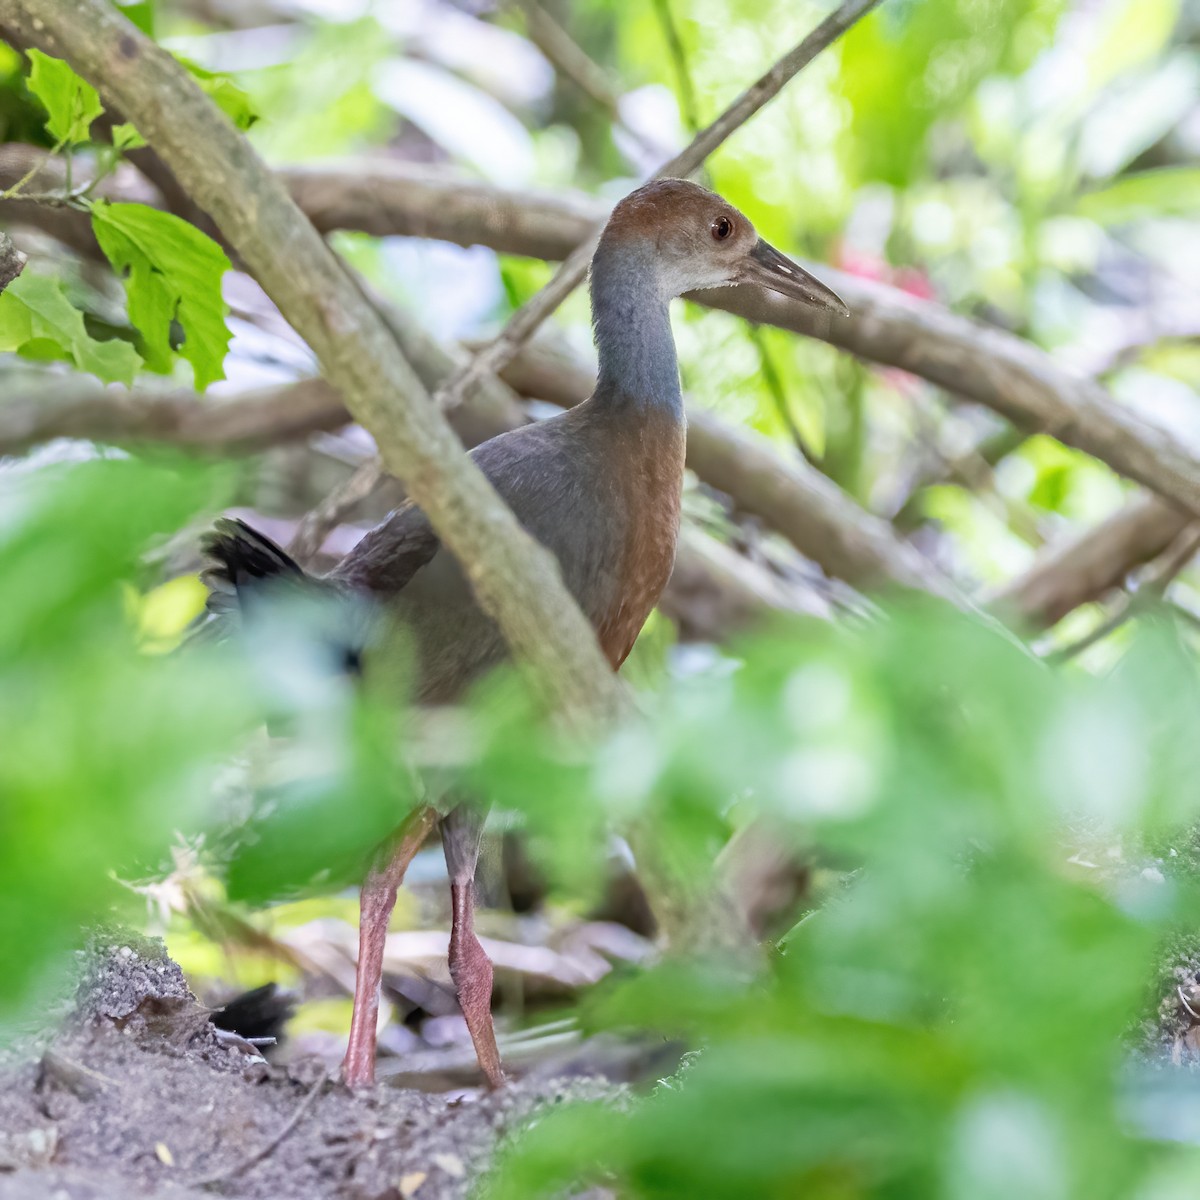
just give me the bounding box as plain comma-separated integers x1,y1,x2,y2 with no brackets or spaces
741,239,849,314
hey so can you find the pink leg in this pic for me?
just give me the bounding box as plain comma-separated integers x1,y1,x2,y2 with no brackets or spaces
342,805,438,1088
443,807,504,1089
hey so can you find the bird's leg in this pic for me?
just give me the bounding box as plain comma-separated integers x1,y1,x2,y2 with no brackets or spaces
342,804,438,1088
442,804,504,1089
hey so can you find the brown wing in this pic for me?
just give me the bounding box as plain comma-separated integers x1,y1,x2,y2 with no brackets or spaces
328,499,441,595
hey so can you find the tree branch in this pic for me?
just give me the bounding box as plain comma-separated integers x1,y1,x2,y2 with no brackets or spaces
0,0,621,722
1042,524,1200,663
985,494,1191,630
0,376,348,456
508,0,662,158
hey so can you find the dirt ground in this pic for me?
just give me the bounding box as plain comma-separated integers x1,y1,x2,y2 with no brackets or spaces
0,937,622,1200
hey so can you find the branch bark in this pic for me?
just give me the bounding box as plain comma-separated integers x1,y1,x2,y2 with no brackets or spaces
0,0,621,722
0,229,25,292
1042,524,1200,663
985,494,1191,630
0,376,348,456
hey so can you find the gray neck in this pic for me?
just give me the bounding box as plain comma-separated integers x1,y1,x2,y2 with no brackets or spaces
589,243,683,418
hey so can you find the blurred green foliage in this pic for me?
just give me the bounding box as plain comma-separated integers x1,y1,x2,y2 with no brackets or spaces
0,458,256,1019
484,609,1200,1198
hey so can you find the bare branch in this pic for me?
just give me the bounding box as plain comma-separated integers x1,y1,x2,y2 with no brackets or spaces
986,495,1191,630
288,458,382,563
667,525,833,639
685,410,944,595
428,0,884,416
1,0,621,722
16,142,1192,525
508,0,662,157
1043,525,1200,663
0,376,347,456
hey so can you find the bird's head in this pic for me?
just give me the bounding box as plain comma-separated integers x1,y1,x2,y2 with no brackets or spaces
594,178,847,314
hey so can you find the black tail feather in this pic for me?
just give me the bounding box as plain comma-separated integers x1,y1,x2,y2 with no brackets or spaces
193,517,367,677
199,517,306,618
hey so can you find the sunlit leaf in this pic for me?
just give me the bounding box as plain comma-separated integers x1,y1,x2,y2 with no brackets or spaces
0,272,141,384
111,121,147,151
179,58,259,131
91,200,231,389
25,48,103,145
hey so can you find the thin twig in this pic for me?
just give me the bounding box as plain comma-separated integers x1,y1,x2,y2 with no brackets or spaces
193,1067,328,1189
0,133,64,198
288,457,383,563
431,0,883,416
1045,525,1200,664
508,0,662,157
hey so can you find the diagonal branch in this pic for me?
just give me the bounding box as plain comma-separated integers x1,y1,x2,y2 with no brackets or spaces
0,0,621,722
428,0,883,417
508,0,663,158
986,494,1191,630
1042,524,1200,663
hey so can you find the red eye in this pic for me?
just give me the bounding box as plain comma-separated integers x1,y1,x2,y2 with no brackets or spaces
711,215,733,241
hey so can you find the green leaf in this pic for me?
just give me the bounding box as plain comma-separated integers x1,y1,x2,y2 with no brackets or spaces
91,201,231,390
111,122,147,152
115,0,155,36
178,58,258,131
0,272,141,384
25,49,103,145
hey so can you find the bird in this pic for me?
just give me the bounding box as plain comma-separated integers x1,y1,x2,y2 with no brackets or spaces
198,178,846,1091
